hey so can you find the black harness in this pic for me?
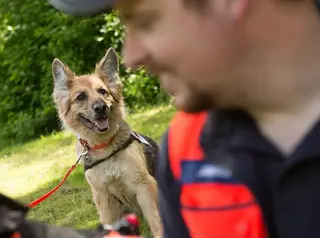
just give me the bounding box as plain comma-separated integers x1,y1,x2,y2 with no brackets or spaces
82,131,150,172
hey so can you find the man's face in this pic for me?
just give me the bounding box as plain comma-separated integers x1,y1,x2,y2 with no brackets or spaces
116,0,243,112
116,0,307,112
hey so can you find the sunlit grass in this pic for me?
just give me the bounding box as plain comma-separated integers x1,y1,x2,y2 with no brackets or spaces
0,104,176,234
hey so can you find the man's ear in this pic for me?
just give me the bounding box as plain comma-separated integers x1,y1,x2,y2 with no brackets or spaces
52,58,74,114
96,47,119,84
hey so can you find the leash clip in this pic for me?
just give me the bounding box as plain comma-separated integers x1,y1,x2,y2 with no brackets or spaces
76,147,88,164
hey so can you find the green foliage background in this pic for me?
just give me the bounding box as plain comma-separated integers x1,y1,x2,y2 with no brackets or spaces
0,0,169,149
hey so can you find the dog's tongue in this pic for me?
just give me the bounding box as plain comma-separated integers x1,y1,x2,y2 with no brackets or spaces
94,118,109,131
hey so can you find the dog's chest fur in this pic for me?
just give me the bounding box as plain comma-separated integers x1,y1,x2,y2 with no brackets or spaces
84,141,149,211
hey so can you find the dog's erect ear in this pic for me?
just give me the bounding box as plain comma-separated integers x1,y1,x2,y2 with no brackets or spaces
96,48,123,102
52,59,70,95
96,48,119,83
52,58,74,115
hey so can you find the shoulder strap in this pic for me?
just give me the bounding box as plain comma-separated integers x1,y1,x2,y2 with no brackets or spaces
168,111,208,180
130,131,150,146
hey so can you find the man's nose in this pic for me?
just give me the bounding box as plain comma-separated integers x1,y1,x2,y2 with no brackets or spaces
122,33,147,69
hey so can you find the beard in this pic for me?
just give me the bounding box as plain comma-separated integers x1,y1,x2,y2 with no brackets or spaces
173,85,214,113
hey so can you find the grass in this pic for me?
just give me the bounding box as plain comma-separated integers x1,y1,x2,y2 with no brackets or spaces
0,104,176,234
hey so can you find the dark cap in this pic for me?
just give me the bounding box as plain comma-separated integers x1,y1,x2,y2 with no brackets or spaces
48,0,114,17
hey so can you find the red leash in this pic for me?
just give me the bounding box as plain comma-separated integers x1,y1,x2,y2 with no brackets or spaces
26,149,87,208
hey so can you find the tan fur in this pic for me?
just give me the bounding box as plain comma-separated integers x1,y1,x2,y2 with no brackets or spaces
52,48,161,237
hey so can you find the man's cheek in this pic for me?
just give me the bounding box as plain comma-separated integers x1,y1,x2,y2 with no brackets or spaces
148,33,175,54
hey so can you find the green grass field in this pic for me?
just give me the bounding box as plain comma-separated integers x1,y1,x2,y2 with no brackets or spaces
0,104,176,234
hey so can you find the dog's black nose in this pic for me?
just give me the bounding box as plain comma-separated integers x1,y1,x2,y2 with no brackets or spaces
92,101,107,114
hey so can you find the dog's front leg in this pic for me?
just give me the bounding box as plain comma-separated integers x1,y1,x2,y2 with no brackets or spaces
92,188,125,225
136,175,161,238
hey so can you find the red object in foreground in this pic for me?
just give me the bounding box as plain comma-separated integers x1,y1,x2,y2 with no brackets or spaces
102,232,140,238
125,214,140,227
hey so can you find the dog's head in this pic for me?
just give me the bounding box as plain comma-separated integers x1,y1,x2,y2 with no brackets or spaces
52,48,124,137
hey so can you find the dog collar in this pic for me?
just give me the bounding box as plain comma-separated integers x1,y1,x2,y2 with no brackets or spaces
78,136,113,150
77,131,150,151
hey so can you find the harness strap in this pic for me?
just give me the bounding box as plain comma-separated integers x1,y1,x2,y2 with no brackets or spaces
83,131,149,171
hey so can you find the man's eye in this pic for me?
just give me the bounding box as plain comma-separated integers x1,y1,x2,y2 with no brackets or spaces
136,21,154,31
98,88,107,95
76,92,87,101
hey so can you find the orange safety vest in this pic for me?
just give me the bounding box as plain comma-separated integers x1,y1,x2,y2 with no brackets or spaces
168,111,268,238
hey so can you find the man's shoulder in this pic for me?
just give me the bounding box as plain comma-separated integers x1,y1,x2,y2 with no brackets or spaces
166,109,245,146
171,110,209,120
160,110,211,149
166,110,212,155
169,110,210,129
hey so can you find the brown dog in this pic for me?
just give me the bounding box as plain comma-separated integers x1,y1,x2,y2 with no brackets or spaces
52,48,161,237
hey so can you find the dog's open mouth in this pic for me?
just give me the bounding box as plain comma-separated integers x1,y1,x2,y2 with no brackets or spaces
79,114,109,133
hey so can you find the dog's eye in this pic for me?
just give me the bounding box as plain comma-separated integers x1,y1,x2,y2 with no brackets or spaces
98,88,107,96
76,92,87,101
